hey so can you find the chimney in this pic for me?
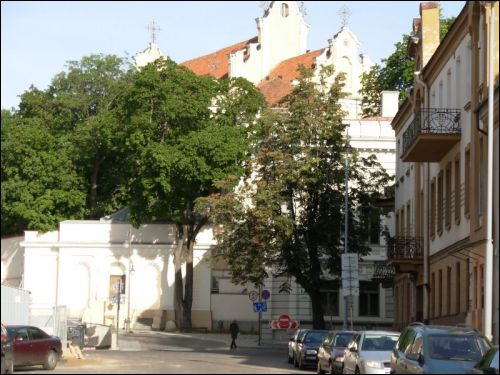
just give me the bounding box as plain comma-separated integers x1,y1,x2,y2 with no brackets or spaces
420,2,440,67
381,91,400,118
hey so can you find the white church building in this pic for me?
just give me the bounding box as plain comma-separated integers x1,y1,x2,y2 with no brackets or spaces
17,1,398,336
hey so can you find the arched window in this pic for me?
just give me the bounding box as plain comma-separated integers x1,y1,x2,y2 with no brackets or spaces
282,3,289,17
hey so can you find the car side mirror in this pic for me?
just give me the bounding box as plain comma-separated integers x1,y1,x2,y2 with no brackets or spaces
407,353,424,364
297,339,303,344
15,336,24,342
349,347,357,353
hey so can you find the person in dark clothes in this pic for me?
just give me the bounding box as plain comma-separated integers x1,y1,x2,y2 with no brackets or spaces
229,320,239,349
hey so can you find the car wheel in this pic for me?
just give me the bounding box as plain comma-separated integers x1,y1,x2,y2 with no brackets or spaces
288,352,292,364
294,354,299,368
354,366,360,374
43,350,58,370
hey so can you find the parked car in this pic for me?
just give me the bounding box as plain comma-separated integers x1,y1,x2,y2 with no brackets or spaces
390,323,492,374
5,325,62,371
343,330,399,374
295,329,330,369
468,346,499,374
317,330,356,374
1,323,13,374
289,329,308,364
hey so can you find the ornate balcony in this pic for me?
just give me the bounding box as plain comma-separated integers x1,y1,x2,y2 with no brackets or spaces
402,108,461,162
386,236,423,267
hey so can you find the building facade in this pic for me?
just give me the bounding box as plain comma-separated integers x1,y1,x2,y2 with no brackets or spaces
390,1,498,343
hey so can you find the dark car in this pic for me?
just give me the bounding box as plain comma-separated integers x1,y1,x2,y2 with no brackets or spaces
289,329,308,364
295,329,330,369
6,325,62,371
467,346,499,374
317,330,356,374
390,323,492,374
1,323,14,374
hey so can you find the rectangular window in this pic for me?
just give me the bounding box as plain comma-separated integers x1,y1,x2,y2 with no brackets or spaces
401,206,405,236
395,212,400,236
438,171,444,234
465,147,471,215
321,290,339,316
480,264,484,309
406,202,411,235
454,155,461,223
446,163,452,229
431,179,436,238
447,267,452,315
456,262,461,314
431,272,436,318
369,214,380,244
439,269,443,316
479,137,485,217
359,281,379,317
473,266,478,309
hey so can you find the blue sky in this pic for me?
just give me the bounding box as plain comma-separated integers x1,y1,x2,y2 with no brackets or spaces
1,1,465,111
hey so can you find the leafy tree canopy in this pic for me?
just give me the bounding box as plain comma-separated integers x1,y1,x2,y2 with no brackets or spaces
205,65,390,328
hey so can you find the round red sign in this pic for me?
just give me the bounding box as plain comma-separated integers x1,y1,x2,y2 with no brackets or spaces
278,314,291,329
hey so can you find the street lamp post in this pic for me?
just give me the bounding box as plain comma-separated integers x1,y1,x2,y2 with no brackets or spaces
343,136,351,330
126,261,135,333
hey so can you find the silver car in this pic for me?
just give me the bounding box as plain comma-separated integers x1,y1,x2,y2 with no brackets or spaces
342,330,400,374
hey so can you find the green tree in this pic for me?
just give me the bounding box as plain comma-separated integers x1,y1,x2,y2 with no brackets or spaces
116,59,265,329
1,110,86,234
16,54,132,219
360,16,456,118
205,66,390,329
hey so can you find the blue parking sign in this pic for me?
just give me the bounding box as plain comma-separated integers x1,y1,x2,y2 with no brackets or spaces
253,302,267,312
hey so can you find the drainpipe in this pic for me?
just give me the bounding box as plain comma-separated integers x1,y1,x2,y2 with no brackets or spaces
484,1,495,342
414,71,431,323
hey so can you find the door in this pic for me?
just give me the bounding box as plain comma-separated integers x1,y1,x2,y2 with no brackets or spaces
12,327,31,365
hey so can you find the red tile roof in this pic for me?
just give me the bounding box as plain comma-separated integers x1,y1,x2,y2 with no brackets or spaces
183,40,323,106
182,37,258,79
257,49,323,106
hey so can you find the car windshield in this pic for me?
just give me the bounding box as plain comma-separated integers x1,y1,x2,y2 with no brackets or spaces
305,331,329,344
334,333,355,347
428,335,491,361
361,334,399,351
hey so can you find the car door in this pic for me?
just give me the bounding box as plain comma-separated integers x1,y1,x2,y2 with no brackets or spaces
403,333,424,374
393,328,416,374
28,327,50,364
344,334,360,374
12,327,31,366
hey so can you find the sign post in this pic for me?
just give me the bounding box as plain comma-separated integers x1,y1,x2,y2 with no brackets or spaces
114,281,123,347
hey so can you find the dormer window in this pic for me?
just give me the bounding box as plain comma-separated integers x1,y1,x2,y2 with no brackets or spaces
282,3,289,17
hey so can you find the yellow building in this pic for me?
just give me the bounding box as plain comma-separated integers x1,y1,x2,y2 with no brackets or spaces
390,1,498,343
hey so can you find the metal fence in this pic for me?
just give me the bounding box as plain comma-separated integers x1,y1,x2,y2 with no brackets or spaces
1,284,31,325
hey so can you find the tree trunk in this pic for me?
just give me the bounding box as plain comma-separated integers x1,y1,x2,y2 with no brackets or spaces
310,288,326,329
173,225,186,330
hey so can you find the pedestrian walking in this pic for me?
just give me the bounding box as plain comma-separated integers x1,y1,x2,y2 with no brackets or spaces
229,320,239,350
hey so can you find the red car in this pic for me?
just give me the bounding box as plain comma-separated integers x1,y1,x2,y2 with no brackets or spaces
5,325,62,371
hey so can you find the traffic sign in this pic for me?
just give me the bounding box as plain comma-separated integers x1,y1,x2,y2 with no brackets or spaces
261,289,271,300
249,290,259,301
269,314,299,329
253,302,267,312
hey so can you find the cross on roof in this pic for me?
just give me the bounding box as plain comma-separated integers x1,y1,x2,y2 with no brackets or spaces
337,5,351,28
146,20,161,44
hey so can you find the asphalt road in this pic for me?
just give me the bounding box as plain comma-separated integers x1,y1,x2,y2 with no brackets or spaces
13,331,312,374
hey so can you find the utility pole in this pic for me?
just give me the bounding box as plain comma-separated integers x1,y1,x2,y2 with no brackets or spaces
343,136,351,330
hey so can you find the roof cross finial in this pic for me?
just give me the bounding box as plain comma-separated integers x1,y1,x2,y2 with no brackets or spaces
146,20,161,44
337,5,351,28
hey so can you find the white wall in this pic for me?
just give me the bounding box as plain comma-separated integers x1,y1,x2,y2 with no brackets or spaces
1,235,24,287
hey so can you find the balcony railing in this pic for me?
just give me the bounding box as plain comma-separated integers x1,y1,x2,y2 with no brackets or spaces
401,108,461,162
387,236,423,260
